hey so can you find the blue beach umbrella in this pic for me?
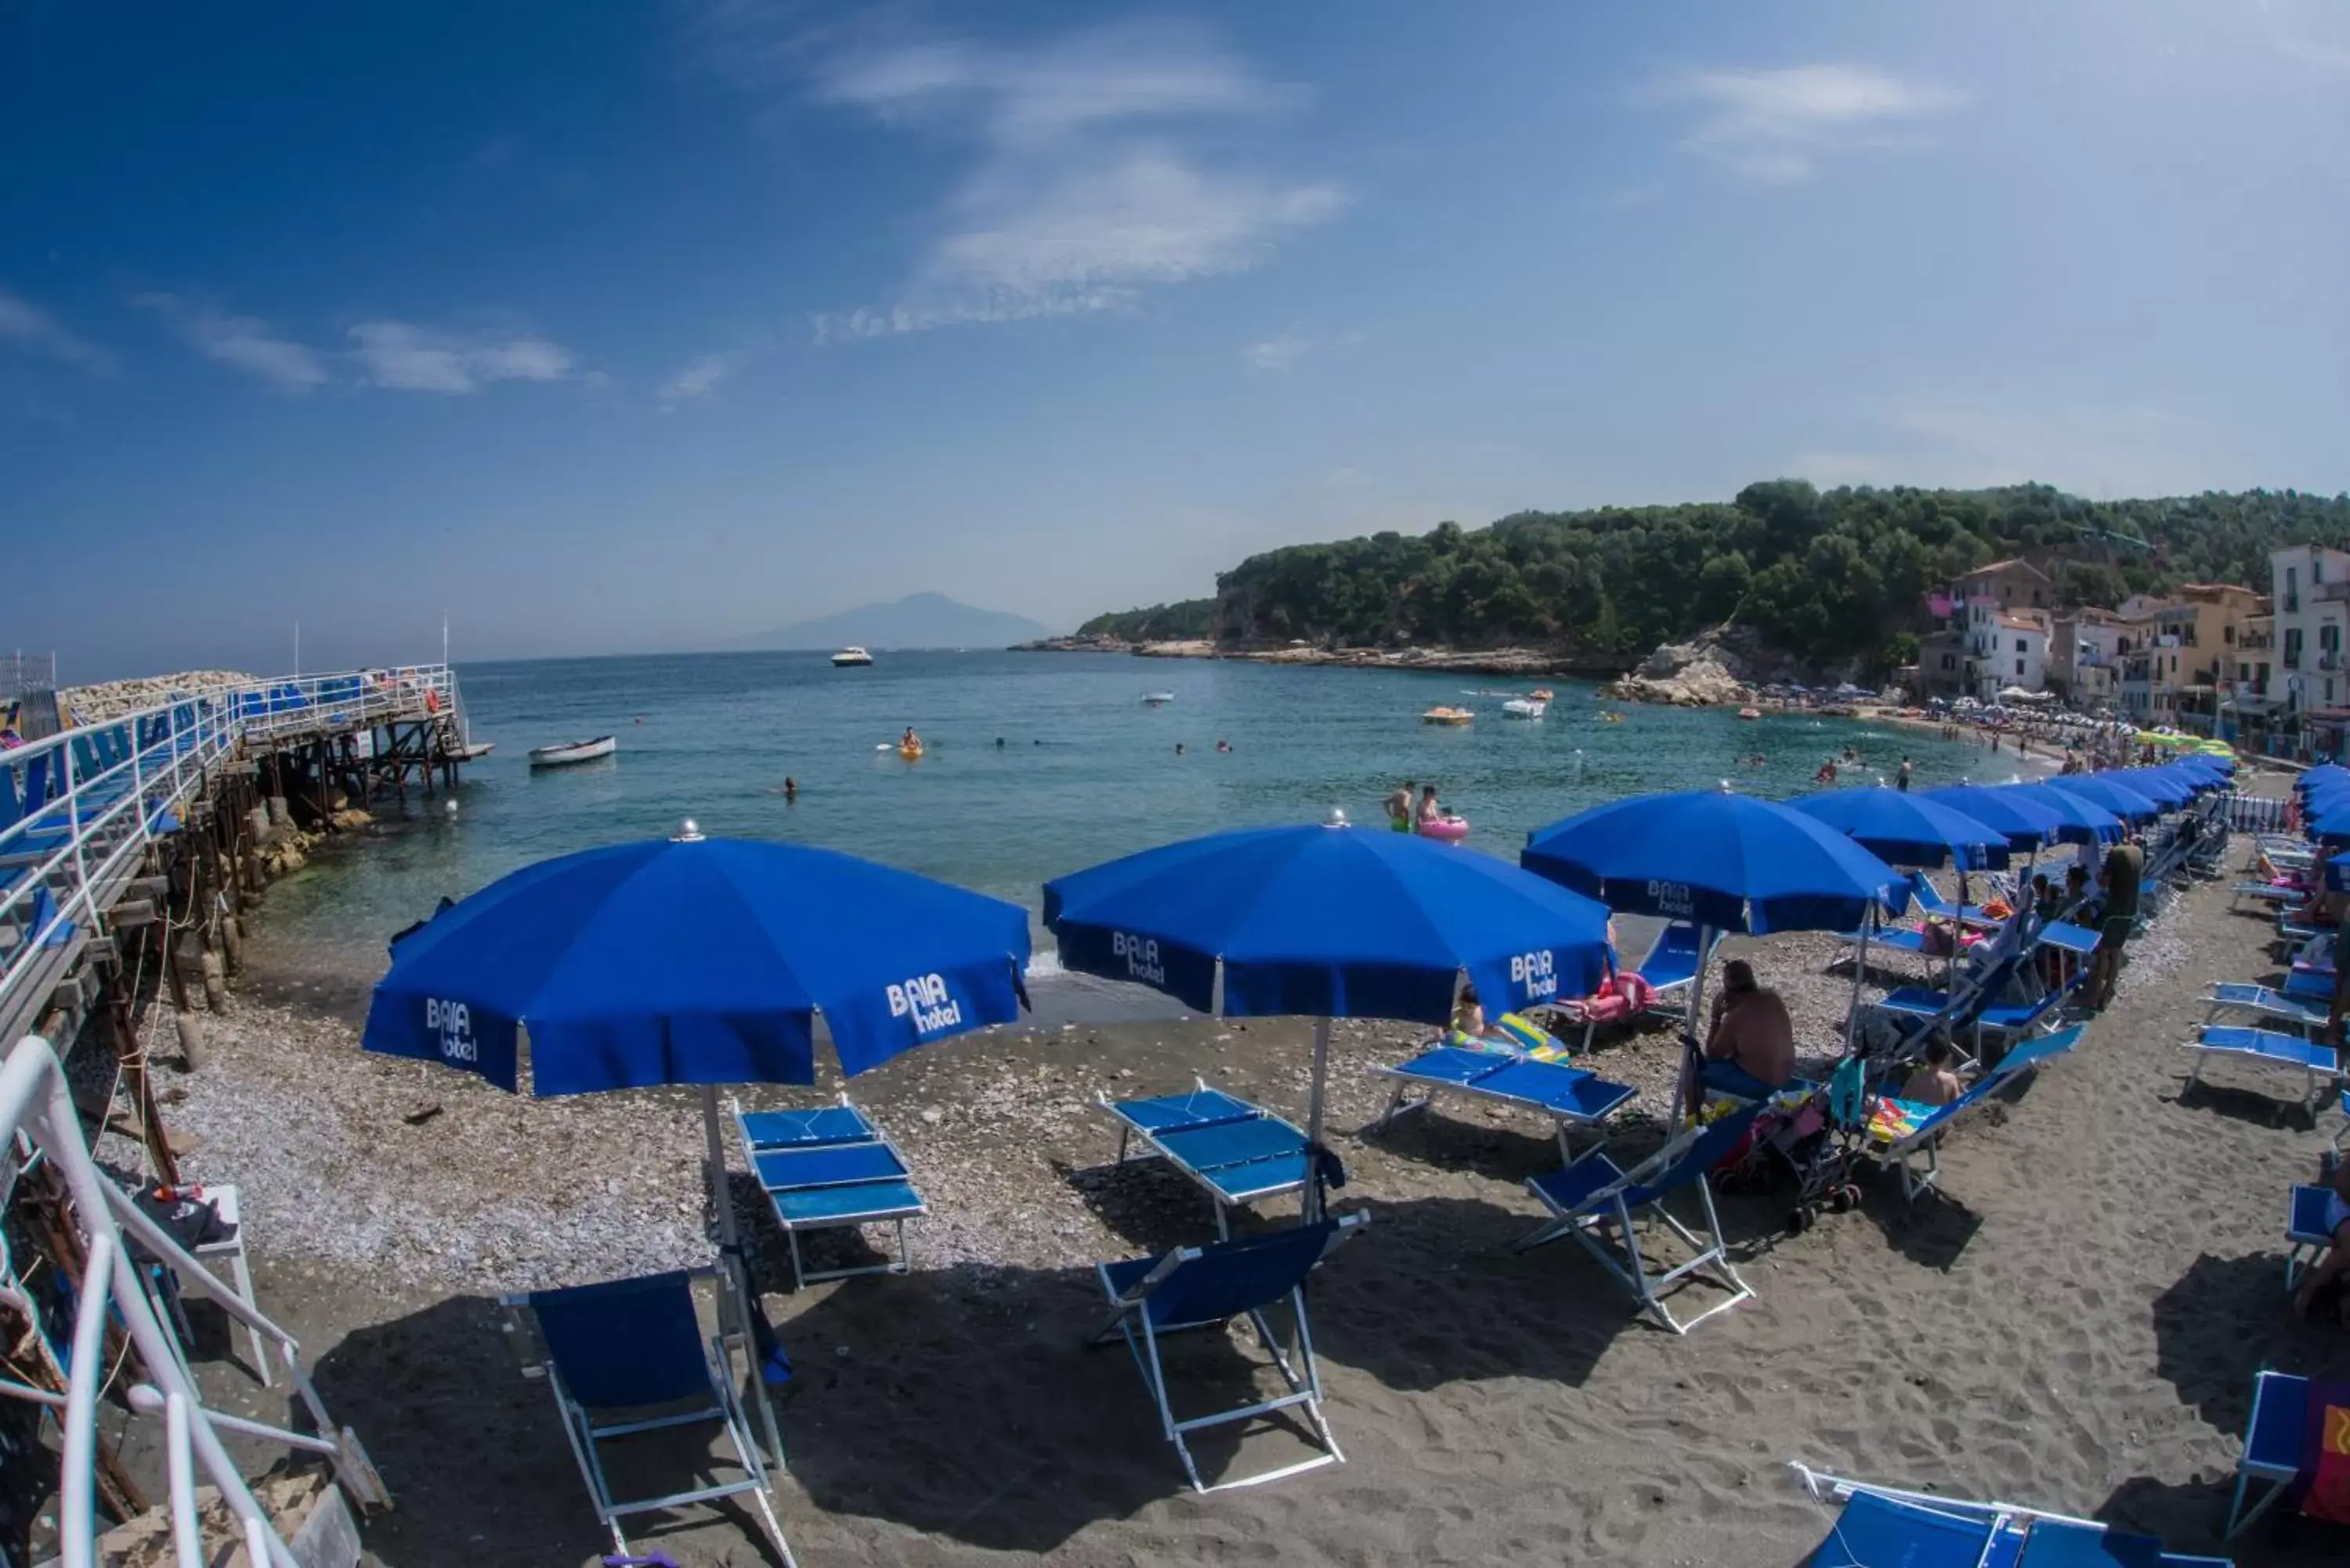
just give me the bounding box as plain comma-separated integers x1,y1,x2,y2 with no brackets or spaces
2002,783,2127,844
1917,784,2063,854
363,826,1032,1425
1521,789,1909,1072
2055,774,2164,824
366,830,1032,1090
1788,787,2008,871
2101,767,2194,810
2298,764,2348,795
1042,818,1618,1217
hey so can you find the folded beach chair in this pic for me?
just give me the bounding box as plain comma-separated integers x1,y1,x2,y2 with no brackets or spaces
2205,981,2331,1036
1865,953,2023,1065
2287,1183,2341,1289
503,1268,795,1566
1828,922,1937,970
1373,1044,1635,1159
731,1094,924,1288
1791,1464,2232,1566
1630,920,1708,1015
2182,1026,2343,1118
2225,1369,2317,1539
1099,1080,1310,1238
1864,1025,2084,1202
1090,1212,1368,1493
1513,1103,1763,1333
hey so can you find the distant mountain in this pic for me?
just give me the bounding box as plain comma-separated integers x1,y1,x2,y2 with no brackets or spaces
733,592,1055,651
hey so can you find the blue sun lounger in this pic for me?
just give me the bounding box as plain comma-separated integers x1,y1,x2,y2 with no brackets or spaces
1513,1102,1762,1333
2225,1370,2312,1540
1905,870,2005,930
1972,968,2086,1060
731,1095,925,1288
2182,1026,2342,1118
2204,981,2330,1035
1091,1212,1367,1493
1099,1080,1311,1238
1631,920,1708,1013
1373,1045,1636,1158
1792,1464,2232,1566
1867,1025,2085,1202
2287,1183,2341,1289
503,1268,795,1566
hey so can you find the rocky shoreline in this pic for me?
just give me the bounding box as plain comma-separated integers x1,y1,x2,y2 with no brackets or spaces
58,669,257,722
1011,635,1628,679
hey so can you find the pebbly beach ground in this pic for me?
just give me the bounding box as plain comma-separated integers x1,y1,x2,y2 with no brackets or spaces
93,784,2350,1567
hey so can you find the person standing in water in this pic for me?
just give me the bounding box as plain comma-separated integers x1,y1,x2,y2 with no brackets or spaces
1896,756,1913,793
1384,780,1417,832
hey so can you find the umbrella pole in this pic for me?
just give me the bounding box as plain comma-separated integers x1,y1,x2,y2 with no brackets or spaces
1679,926,1714,1124
701,1084,783,1464
1846,914,1870,1054
1304,1017,1331,1225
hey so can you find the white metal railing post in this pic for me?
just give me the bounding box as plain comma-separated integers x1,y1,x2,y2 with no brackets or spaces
60,728,96,931
130,717,149,843
59,1227,115,1568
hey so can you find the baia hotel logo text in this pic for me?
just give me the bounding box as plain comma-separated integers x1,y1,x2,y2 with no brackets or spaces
1110,932,1166,986
425,997,477,1063
1509,949,1557,1001
888,974,964,1035
1647,880,1695,918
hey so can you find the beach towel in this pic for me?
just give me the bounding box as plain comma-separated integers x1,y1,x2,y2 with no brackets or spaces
2292,1379,2350,1525
1866,1097,1935,1146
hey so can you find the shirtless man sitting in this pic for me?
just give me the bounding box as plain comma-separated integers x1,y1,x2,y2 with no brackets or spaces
1681,959,1795,1115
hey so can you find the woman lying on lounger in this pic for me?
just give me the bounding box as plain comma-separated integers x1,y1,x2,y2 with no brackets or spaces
2295,1159,2350,1322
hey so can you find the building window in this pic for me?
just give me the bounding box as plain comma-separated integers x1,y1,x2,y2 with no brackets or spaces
2014,637,2026,653
2289,566,2301,612
2015,658,2025,676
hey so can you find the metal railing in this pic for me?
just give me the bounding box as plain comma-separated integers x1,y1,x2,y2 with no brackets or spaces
2,666,457,1071
1,1034,389,1566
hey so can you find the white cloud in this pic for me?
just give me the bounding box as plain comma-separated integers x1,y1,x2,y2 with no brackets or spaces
657,351,743,403
135,294,327,392
349,321,577,394
797,22,1343,337
1246,331,1309,372
0,287,110,370
1660,64,1965,185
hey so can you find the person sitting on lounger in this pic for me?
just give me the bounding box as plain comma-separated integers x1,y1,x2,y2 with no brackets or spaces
2294,1158,2350,1321
1900,1039,1964,1107
1684,959,1795,1110
1451,983,1488,1039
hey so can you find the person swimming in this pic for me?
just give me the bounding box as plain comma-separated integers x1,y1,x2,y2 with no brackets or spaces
1216,739,1231,753
902,726,921,750
783,775,797,802
1175,741,1186,756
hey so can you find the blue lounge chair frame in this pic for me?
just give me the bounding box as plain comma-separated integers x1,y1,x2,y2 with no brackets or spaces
2225,1369,2309,1540
2232,878,2311,912
2182,1026,2342,1118
1098,1079,1309,1238
732,1093,925,1289
1090,1212,1368,1493
1513,1104,1763,1334
503,1267,796,1566
1372,1044,1636,1158
2205,981,2330,1036
1904,869,2005,930
1631,920,1709,1014
2287,1183,2341,1290
1972,966,2086,1061
1791,1462,2232,1566
1871,1025,2084,1203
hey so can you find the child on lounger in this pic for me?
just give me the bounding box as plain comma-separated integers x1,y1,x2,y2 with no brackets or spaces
1900,1039,1963,1107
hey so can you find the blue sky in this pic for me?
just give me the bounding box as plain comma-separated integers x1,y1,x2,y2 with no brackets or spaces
4,1,2347,677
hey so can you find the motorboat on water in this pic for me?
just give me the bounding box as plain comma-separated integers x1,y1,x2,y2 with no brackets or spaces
831,646,874,667
1502,698,1547,719
1420,706,1474,725
1141,692,1175,706
528,735,616,768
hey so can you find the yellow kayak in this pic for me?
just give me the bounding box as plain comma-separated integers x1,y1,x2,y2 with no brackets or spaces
899,743,925,760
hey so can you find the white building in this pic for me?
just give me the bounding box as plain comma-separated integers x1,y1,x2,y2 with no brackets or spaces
1979,610,2048,703
2270,544,2350,718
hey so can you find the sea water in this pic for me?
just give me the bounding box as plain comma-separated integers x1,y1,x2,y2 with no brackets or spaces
251,649,2001,1010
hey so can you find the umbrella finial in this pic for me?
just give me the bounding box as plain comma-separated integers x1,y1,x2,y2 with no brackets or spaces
1325,807,1350,829
674,818,705,843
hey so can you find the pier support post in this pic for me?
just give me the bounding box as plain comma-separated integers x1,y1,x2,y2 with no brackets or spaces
96,960,182,1186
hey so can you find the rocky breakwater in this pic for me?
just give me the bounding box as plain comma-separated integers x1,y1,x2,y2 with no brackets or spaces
60,670,257,722
1600,630,1753,707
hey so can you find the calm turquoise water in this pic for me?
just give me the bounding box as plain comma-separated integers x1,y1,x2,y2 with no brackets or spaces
255,650,1998,997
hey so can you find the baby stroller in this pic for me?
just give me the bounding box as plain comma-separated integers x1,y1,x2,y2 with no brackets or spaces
1705,1046,1869,1234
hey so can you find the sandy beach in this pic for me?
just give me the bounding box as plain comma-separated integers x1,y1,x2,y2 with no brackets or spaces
109,818,2348,1566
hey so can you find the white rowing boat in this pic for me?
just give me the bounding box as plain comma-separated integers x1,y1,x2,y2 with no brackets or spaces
528,735,616,768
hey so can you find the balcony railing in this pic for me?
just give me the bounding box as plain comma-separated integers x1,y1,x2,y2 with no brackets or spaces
2323,651,2344,671
2285,649,2304,669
